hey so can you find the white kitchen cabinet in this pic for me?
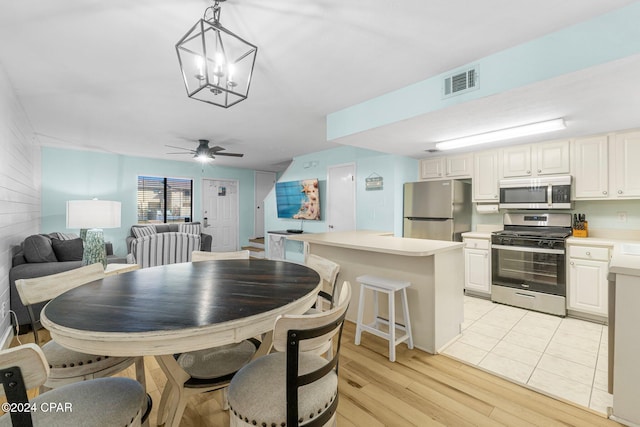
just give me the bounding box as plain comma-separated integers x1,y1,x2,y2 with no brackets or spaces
419,158,444,180
472,150,500,202
567,244,611,317
612,131,640,198
445,154,472,178
464,237,491,296
572,135,609,199
420,154,472,180
502,140,570,178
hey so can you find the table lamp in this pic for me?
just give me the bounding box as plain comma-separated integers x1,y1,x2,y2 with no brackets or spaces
66,199,121,268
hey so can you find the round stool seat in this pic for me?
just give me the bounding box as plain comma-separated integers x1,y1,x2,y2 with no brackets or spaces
43,340,134,384
228,352,337,426
0,377,145,427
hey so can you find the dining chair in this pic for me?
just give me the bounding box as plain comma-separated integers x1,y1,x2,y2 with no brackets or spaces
156,249,258,426
304,253,340,312
14,264,145,392
0,343,147,427
227,280,352,427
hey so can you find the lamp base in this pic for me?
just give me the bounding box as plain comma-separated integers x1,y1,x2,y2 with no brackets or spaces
82,228,107,268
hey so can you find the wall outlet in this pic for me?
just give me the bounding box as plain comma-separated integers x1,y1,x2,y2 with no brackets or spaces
618,211,628,222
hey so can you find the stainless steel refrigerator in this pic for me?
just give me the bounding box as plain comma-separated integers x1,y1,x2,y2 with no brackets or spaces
403,180,472,241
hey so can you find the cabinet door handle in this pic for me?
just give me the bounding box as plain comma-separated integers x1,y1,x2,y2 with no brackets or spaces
586,252,591,256
484,253,488,258
603,191,608,195
537,169,542,173
526,170,531,174
618,190,623,194
494,194,498,198
570,261,574,266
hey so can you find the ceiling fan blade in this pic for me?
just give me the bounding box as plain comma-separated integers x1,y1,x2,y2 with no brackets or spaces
166,152,190,155
215,152,244,157
209,145,226,152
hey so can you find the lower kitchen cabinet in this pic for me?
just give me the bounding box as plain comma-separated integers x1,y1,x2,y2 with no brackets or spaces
464,237,491,296
567,244,611,318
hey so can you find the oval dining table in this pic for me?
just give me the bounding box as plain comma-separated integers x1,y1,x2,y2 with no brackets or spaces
40,259,321,427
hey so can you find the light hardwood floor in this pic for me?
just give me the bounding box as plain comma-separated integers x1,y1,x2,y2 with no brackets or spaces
8,322,620,426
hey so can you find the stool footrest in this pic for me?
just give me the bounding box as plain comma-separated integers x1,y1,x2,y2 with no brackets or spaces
358,323,411,345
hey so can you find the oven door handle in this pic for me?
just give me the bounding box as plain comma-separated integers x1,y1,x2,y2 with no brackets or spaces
491,244,565,255
547,184,553,207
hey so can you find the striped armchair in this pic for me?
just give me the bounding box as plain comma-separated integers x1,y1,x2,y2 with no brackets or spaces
128,232,201,268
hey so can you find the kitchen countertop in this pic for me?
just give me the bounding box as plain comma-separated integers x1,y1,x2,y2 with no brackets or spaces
286,230,463,257
609,243,640,277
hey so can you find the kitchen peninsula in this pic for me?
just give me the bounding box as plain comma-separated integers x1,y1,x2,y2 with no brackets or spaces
287,230,464,354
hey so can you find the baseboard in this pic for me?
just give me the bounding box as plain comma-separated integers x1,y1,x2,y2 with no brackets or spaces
0,325,14,349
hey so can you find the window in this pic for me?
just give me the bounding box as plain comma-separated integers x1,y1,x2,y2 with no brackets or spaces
137,176,193,224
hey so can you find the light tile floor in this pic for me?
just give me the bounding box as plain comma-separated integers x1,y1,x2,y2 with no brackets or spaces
442,296,612,414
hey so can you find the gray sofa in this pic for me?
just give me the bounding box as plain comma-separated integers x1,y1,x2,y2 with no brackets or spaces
125,222,212,254
9,233,126,330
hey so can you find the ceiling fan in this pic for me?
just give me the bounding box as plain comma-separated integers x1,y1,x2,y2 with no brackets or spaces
166,139,244,162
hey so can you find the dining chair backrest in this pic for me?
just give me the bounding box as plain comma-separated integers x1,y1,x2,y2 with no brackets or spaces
275,281,351,427
192,250,250,262
15,263,105,345
15,263,105,306
305,254,340,292
0,344,49,397
272,280,351,354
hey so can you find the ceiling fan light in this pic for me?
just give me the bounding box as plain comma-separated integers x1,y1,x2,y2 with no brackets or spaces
176,0,258,108
435,118,566,151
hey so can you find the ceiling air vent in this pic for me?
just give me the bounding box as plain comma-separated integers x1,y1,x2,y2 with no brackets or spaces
443,66,479,98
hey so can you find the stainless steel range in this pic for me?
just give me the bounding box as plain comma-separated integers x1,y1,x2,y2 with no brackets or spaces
491,213,572,316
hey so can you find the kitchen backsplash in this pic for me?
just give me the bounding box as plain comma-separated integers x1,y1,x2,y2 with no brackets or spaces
472,199,640,231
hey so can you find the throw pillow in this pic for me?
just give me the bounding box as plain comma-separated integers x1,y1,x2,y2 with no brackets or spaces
23,234,58,263
51,238,84,262
132,225,157,239
178,223,201,235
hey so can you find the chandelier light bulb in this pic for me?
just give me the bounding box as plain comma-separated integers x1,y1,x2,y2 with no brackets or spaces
227,63,237,87
195,56,205,80
213,52,225,77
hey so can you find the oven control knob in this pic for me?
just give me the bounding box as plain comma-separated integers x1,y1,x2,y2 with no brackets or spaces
548,241,555,248
538,240,545,247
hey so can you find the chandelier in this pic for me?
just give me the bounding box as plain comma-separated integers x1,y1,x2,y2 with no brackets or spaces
176,0,258,108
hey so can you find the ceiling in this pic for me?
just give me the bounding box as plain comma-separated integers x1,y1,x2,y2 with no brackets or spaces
0,0,637,172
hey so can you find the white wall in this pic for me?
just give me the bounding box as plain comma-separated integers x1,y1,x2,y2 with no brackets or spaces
0,65,41,345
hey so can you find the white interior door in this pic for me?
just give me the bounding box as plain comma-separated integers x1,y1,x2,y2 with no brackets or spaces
202,179,239,251
327,163,356,232
254,171,276,238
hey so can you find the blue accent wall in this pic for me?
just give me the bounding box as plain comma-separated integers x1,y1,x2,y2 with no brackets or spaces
327,2,640,140
41,147,256,256
263,146,418,261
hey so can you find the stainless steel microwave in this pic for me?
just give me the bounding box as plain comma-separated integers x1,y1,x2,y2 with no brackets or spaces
499,175,572,209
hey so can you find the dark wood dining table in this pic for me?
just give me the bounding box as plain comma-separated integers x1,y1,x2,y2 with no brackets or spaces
40,259,321,427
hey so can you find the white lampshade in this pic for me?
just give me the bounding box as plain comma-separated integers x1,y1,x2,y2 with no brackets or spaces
66,200,122,229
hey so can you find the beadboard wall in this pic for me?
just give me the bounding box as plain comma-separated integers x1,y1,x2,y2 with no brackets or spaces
0,66,41,346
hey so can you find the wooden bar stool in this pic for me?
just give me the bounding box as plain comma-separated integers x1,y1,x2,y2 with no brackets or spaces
354,275,414,362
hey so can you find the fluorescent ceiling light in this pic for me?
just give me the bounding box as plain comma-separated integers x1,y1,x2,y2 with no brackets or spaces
435,118,566,151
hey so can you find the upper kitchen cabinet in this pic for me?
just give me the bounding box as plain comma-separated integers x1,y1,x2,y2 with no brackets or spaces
473,150,499,202
502,140,570,178
419,154,472,180
612,130,640,198
572,135,609,199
